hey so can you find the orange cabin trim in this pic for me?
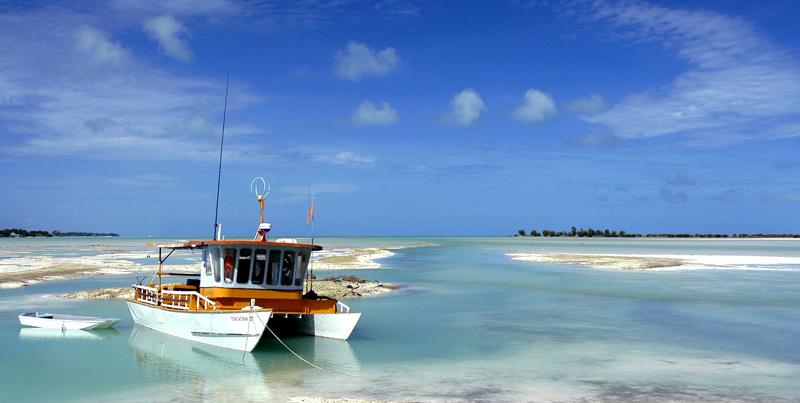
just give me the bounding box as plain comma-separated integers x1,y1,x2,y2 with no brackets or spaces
199,287,337,314
131,285,338,314
200,287,304,300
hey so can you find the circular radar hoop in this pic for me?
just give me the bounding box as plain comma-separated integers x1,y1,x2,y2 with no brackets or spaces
250,177,270,200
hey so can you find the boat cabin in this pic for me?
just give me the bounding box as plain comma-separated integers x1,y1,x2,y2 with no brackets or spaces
200,240,315,292
135,238,338,315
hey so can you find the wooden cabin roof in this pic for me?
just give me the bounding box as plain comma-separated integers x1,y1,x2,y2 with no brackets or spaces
155,239,323,251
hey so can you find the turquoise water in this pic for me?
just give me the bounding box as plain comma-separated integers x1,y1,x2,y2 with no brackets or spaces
1,237,799,401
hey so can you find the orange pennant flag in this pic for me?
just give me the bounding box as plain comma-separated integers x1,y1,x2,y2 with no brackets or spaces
306,197,315,224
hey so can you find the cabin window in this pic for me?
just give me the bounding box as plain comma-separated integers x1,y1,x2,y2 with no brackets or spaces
212,248,221,282
223,248,236,284
252,249,266,284
203,250,211,276
267,250,281,286
296,251,309,286
236,249,252,284
281,251,295,286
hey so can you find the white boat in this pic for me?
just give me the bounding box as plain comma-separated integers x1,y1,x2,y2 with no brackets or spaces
18,312,120,330
126,177,361,352
127,297,273,351
19,327,121,341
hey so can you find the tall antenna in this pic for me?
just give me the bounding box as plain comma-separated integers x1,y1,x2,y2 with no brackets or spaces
212,71,230,240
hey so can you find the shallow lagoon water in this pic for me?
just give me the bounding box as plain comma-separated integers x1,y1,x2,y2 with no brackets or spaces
1,237,799,401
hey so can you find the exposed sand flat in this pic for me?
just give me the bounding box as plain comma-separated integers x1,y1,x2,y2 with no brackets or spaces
48,276,398,300
51,286,135,299
289,398,388,403
507,252,800,271
311,242,435,270
0,253,200,288
313,248,396,269
0,242,423,288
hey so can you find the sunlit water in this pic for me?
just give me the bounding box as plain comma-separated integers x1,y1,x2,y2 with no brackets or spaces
1,237,799,401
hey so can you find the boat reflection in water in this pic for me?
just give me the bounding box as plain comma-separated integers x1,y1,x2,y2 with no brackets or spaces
128,324,360,399
19,327,122,341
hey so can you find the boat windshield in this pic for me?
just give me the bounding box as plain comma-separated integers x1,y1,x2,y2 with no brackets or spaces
267,250,281,285
252,249,266,284
281,251,295,286
223,248,235,283
236,249,252,284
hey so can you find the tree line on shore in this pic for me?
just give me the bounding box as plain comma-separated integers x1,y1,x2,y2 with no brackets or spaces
514,227,800,238
0,228,119,237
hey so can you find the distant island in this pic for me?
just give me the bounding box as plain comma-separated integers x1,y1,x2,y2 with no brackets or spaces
0,228,119,238
514,227,800,238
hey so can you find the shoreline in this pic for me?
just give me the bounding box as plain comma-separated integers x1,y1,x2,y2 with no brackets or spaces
510,236,800,241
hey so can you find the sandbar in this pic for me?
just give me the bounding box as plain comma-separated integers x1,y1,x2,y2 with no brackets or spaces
507,252,800,271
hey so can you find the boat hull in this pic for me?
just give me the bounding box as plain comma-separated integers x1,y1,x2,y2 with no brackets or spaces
294,312,362,340
126,300,272,352
18,313,120,330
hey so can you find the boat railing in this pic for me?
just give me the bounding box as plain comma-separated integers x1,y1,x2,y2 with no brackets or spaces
133,285,217,311
336,300,351,313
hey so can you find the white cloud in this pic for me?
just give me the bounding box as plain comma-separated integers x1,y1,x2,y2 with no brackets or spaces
445,89,486,127
74,25,129,65
578,2,800,143
566,93,606,114
315,151,376,167
335,41,400,81
513,89,557,122
143,15,193,62
351,101,398,126
0,8,262,162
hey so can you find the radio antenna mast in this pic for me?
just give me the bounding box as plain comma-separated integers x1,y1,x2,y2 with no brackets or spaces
212,71,230,240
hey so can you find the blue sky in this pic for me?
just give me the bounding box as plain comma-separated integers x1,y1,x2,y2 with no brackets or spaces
1,0,800,236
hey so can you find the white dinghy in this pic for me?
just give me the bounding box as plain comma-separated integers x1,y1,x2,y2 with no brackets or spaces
19,312,120,330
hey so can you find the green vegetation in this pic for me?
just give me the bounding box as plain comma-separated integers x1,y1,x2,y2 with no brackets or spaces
0,228,119,238
512,227,800,238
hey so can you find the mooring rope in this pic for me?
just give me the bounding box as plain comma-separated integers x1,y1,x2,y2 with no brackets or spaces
264,324,323,370
241,308,253,362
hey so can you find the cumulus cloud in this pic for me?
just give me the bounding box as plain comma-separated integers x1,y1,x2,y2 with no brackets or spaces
513,89,557,122
445,89,486,127
566,93,606,114
74,25,129,65
576,1,800,143
335,41,400,80
143,15,193,61
351,101,398,126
